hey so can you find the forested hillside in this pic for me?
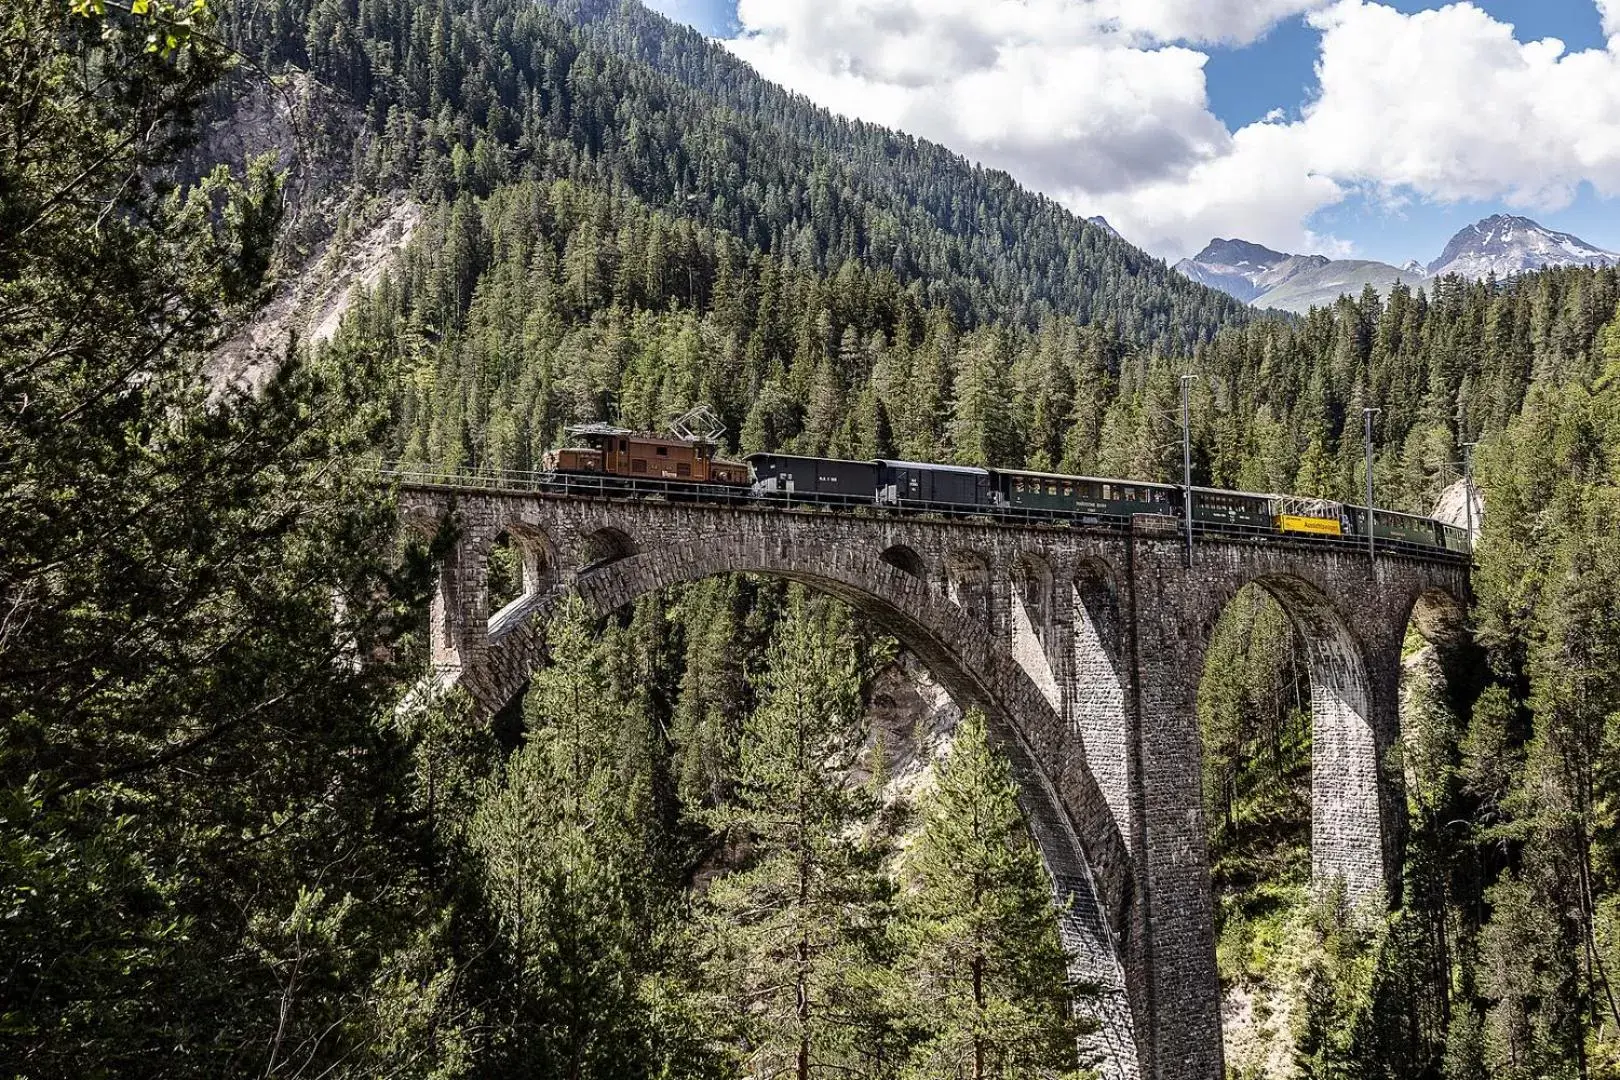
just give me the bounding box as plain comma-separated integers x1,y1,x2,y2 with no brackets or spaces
217,0,1247,351
11,1,1620,1078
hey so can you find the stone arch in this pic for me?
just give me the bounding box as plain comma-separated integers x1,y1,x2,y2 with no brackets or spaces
1012,553,1055,641
1207,572,1383,908
878,543,927,579
1010,553,1059,712
485,522,560,634
455,537,1141,1080
943,549,992,628
1393,582,1481,855
579,526,638,570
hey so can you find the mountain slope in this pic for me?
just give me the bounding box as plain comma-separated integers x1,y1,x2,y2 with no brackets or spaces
219,0,1249,356
1174,239,1425,313
522,0,1251,348
1427,214,1618,278
1173,239,1292,303
1253,256,1428,313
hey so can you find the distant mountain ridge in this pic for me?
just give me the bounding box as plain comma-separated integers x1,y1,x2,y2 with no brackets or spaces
1173,240,1423,313
1175,214,1618,312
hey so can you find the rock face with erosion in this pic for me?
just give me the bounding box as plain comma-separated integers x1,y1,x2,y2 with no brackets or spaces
856,651,965,812
1432,478,1483,541
196,69,420,392
211,198,422,392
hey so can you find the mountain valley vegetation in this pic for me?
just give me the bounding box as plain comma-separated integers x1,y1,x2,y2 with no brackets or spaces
7,1,1620,1078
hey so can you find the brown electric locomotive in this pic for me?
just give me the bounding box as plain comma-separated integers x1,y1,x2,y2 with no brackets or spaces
544,422,749,485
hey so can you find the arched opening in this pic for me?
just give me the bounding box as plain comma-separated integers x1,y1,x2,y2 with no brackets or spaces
1197,576,1379,1077
878,543,926,579
1010,553,1058,711
944,550,992,629
459,545,1141,1079
1381,585,1482,1072
487,531,524,615
486,525,558,633
579,526,637,571
1400,589,1475,817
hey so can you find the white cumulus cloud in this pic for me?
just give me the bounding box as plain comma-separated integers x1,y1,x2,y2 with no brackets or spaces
723,0,1620,261
1600,0,1620,39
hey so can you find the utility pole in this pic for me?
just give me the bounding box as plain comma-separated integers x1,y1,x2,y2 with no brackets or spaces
1181,374,1197,567
1363,406,1381,566
1461,441,1478,557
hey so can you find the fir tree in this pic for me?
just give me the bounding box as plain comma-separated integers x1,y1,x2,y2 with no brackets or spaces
895,710,1085,1080
700,591,894,1078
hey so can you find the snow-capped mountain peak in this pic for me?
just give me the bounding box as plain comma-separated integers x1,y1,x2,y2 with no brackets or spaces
1427,214,1618,278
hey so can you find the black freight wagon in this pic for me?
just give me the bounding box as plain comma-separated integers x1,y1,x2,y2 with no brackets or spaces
746,454,880,503
877,460,992,508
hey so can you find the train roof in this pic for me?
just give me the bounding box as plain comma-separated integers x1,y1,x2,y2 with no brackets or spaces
876,459,990,477
999,468,1178,489
564,422,718,447
744,452,877,467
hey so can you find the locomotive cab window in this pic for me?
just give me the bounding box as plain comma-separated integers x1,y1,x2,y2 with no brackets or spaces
656,446,668,456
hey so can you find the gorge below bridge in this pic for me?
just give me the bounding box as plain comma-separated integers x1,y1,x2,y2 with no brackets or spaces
398,471,1472,1080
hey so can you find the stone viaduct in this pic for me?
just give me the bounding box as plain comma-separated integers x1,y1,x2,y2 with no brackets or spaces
397,477,1471,1080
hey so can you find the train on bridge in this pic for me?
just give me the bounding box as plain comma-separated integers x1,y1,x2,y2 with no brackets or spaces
540,422,1470,557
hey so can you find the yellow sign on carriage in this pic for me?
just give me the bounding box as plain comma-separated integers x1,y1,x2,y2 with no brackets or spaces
1276,514,1343,536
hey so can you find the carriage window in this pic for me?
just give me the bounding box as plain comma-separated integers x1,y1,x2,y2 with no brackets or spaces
1014,479,1024,493
1062,484,1072,497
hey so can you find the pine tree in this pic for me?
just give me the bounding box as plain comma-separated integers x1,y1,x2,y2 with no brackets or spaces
700,592,894,1078
895,710,1085,1079
950,329,1019,467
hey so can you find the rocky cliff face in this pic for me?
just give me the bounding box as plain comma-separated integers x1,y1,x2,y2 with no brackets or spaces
1432,478,1483,540
196,71,419,392
857,651,964,811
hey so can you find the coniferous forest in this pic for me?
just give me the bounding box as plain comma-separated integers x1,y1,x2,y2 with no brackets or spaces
7,1,1620,1078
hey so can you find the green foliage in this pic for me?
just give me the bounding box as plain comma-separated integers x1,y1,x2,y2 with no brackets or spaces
25,0,1620,1075
894,710,1086,1079
699,590,896,1075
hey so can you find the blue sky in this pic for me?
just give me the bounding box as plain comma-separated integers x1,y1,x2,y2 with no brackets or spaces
644,0,1620,265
